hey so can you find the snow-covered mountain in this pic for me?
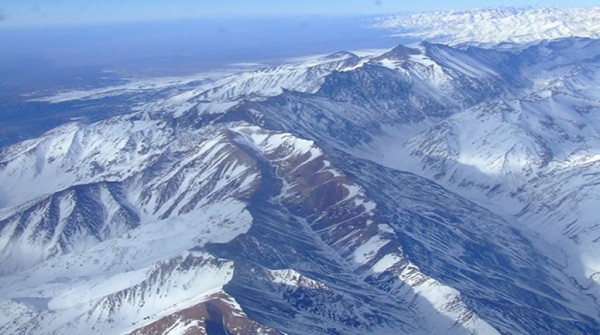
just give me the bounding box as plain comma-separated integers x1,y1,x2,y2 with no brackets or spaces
355,38,600,294
374,7,600,46
2,25,600,335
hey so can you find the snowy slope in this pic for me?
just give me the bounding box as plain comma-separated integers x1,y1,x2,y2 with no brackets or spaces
220,37,600,333
2,26,600,334
31,51,362,121
0,201,255,334
375,7,600,46
336,38,600,317
363,38,600,285
0,121,501,334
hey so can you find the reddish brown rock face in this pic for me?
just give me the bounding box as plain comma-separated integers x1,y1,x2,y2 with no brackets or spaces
127,293,281,335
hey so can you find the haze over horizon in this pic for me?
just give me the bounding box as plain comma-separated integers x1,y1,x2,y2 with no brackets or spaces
0,0,599,28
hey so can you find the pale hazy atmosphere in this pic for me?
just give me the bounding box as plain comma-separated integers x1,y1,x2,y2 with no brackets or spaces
1,1,600,334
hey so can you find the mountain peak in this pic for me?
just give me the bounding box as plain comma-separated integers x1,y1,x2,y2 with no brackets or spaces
324,50,359,60
374,44,421,61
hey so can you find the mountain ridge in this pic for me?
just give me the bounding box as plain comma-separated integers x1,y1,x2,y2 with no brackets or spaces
1,35,600,334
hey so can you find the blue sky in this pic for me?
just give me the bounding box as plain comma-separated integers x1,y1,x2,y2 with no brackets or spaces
0,0,598,27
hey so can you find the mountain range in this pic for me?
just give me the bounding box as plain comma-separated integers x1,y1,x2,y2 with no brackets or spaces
374,6,600,46
1,8,600,335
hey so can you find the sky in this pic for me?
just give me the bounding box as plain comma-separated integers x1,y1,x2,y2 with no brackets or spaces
0,0,599,27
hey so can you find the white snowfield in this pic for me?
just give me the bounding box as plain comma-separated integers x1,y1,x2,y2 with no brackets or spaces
375,7,600,46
